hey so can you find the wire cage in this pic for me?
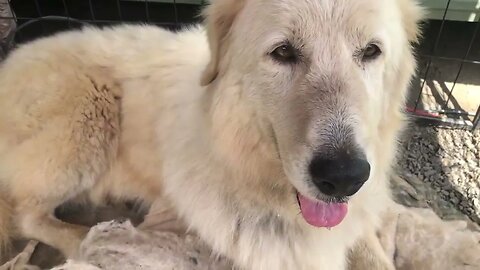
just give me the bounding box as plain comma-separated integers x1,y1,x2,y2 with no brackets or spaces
409,0,480,130
0,0,479,130
0,0,206,55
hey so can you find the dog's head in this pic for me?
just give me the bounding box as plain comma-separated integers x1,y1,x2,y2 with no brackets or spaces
202,0,422,227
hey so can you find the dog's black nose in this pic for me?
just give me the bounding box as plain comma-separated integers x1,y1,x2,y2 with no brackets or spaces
308,155,370,197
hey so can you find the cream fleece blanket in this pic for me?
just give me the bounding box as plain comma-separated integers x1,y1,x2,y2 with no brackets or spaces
3,203,480,270
378,206,480,270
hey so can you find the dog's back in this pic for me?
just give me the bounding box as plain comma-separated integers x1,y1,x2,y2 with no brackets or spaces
0,28,123,258
0,25,209,258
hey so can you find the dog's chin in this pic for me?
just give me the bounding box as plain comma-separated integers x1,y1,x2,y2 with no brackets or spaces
295,191,349,229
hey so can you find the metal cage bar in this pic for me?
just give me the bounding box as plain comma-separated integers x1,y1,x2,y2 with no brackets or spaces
413,0,452,112
88,0,96,21
116,0,124,21
443,19,480,107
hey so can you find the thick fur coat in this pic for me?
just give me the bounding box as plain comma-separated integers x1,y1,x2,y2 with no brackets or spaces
0,0,422,269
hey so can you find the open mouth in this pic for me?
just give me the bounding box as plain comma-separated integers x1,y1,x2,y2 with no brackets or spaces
296,192,348,228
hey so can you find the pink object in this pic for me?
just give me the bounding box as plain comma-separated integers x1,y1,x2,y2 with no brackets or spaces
297,193,348,228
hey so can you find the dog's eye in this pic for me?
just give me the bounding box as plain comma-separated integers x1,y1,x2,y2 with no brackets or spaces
362,44,382,61
270,43,298,63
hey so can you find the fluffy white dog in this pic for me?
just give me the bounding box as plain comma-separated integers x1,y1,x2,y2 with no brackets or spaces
0,0,422,269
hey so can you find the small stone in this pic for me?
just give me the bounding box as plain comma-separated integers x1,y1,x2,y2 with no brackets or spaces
450,197,459,205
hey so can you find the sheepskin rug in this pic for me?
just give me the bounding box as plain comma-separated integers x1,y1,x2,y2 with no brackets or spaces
2,202,479,270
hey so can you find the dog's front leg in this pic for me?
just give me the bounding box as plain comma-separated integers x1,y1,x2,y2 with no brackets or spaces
347,229,395,270
16,206,89,259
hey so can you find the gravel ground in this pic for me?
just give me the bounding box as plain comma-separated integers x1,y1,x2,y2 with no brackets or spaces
393,124,480,227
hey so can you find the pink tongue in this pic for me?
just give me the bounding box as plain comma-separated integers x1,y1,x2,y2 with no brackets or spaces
298,193,348,228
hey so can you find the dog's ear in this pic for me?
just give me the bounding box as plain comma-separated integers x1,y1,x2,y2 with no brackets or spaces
398,0,425,43
200,0,246,86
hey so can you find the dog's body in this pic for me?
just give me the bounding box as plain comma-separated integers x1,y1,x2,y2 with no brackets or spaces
0,0,422,269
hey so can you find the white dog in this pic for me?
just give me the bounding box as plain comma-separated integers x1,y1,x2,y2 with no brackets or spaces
0,0,422,269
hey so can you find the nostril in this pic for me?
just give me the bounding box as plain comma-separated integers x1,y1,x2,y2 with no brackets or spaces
359,162,371,181
318,181,336,195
